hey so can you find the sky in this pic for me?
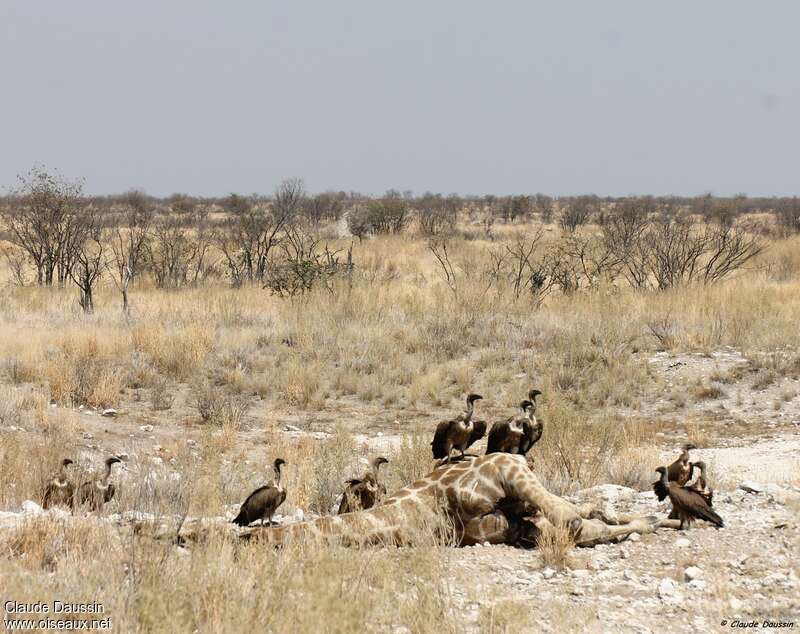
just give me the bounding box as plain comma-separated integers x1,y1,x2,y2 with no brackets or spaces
1,1,798,198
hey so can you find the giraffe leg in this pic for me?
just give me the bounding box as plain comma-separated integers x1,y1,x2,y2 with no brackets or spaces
499,458,661,546
460,510,514,546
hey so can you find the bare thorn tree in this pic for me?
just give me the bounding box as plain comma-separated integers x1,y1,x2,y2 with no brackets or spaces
106,190,153,312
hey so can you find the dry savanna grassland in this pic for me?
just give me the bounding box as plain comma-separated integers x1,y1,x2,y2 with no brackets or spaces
0,182,799,632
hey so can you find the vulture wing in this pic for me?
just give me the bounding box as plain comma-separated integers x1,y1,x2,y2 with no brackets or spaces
431,421,454,459
520,419,543,454
652,477,670,502
467,420,487,449
485,422,508,454
670,484,724,528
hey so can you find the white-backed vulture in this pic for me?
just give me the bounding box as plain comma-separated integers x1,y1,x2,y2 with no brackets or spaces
430,393,483,461
666,443,696,485
653,466,723,530
42,458,75,510
233,458,287,527
338,456,389,514
486,400,533,455
689,460,713,506
518,389,543,455
77,456,122,511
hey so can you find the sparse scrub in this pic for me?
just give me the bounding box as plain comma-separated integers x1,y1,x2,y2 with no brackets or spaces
535,522,575,569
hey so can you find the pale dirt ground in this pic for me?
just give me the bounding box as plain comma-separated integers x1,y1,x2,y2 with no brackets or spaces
2,348,799,632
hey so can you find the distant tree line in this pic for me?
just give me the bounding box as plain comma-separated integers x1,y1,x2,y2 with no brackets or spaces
0,165,795,312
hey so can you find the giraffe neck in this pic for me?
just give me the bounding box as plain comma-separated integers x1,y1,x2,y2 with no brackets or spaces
249,493,431,546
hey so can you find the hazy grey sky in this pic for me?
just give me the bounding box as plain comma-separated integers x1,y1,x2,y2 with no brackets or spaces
1,1,798,197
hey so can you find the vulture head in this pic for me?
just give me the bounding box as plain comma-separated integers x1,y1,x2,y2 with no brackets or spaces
528,389,542,402
274,458,287,470
519,399,534,414
682,443,697,452
62,458,75,467
106,457,122,467
373,456,389,469
654,466,667,476
467,393,483,404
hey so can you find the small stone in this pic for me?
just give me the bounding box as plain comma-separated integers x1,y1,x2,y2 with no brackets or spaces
294,508,304,521
688,579,706,591
619,546,630,559
377,432,384,437
570,569,590,579
283,424,301,432
101,408,118,418
729,597,743,611
482,541,490,547
684,566,703,581
542,567,556,579
569,586,584,596
675,538,691,548
740,480,765,494
21,500,43,514
658,578,682,603
628,532,641,542
622,570,635,581
140,425,154,433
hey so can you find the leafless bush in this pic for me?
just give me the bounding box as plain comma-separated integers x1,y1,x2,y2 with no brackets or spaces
559,195,596,232
146,209,214,288
533,193,555,224
303,191,344,225
1,166,87,286
604,210,765,290
775,197,800,235
194,382,249,427
417,193,458,236
150,377,174,411
106,190,153,311
264,227,354,297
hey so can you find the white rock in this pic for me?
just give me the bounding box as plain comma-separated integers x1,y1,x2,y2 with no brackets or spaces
729,596,743,610
294,509,305,522
283,424,301,432
570,569,590,579
675,538,691,548
658,578,682,603
688,579,707,591
739,480,765,494
622,570,635,581
684,566,703,581
628,532,641,542
101,408,118,418
21,500,43,515
140,425,154,433
577,484,637,502
542,567,556,579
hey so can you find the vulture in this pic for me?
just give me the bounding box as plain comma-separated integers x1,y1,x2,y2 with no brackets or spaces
666,443,696,486
233,458,287,527
518,389,544,455
689,461,713,506
77,456,122,511
42,458,75,510
653,466,723,530
431,393,484,462
338,456,389,514
486,400,535,455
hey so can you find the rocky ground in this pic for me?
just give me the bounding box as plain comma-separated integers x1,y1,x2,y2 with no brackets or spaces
1,348,799,632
